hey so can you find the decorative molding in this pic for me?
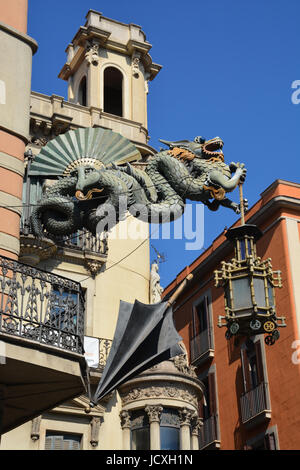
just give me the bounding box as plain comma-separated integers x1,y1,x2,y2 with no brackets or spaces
119,410,131,429
145,405,163,423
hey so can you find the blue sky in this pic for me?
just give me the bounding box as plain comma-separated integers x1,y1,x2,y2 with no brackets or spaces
28,0,300,287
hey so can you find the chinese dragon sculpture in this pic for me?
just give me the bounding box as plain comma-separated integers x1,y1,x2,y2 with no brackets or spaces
29,128,247,237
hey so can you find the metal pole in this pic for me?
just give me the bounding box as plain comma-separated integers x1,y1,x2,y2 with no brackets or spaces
239,183,245,226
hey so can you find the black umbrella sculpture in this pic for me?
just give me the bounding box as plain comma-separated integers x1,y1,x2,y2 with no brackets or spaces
89,274,193,407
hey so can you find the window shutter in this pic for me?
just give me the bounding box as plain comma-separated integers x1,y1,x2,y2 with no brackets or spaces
254,340,265,384
45,436,53,450
241,347,251,393
208,371,217,416
204,295,213,347
264,432,276,450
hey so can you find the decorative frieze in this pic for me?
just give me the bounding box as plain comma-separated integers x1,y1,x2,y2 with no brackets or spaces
120,381,199,408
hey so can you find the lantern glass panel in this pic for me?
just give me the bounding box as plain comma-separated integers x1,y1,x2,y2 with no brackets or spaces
240,240,246,260
267,281,274,307
225,285,231,308
232,277,252,310
253,277,266,307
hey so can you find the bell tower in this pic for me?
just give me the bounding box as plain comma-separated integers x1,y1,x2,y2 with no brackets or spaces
58,10,161,156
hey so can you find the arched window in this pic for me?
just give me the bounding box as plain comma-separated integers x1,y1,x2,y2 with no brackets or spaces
78,76,87,106
103,67,123,117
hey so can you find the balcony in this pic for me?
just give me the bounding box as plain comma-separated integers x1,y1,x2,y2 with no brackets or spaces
190,328,214,365
0,255,88,434
240,382,271,428
199,415,220,450
20,223,108,276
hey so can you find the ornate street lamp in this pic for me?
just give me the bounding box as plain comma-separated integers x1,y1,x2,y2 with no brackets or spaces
214,188,286,346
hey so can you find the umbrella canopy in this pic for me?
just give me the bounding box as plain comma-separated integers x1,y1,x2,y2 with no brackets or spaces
91,299,183,404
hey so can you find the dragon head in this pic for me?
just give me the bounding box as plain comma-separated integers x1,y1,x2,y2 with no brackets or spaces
72,165,102,200
159,136,224,160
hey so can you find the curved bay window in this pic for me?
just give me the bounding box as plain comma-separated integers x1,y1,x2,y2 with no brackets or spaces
160,408,180,450
78,76,87,106
103,67,123,116
130,410,150,450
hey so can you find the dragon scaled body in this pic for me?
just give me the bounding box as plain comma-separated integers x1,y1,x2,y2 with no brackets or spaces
30,133,247,237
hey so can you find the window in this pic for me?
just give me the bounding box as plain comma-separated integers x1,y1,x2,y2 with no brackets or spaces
160,408,180,450
198,369,220,449
131,410,150,450
246,430,277,450
78,76,87,106
103,67,123,116
193,299,209,336
45,432,82,450
190,294,214,364
241,339,265,392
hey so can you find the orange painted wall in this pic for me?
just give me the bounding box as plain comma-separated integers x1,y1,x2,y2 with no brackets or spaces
0,0,28,33
0,2,29,259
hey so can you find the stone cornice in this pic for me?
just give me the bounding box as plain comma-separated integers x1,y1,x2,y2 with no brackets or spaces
0,21,38,54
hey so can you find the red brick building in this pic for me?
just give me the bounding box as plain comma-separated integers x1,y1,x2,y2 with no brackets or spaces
163,179,300,450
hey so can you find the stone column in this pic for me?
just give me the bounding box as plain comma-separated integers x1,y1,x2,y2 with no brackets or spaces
191,414,202,450
120,410,131,450
145,405,163,450
179,408,193,450
0,1,37,259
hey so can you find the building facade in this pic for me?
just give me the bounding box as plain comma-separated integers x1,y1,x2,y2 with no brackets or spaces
163,179,300,450
0,8,203,450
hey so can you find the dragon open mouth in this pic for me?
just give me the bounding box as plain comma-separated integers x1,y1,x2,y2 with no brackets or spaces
202,137,224,158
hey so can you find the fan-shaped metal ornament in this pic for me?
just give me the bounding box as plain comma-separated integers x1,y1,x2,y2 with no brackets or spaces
29,127,141,176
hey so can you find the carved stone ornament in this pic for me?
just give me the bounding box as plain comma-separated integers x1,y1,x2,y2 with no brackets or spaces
179,407,193,427
119,410,131,429
132,53,140,78
90,417,101,447
171,354,197,378
191,414,203,435
145,405,163,423
31,415,42,441
85,40,100,66
84,259,103,277
150,261,163,304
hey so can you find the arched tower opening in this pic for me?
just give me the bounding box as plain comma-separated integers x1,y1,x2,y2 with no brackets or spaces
78,76,87,106
103,67,123,117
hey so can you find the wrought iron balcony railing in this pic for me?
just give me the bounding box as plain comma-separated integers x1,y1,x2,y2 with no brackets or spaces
21,221,108,257
190,327,214,365
0,255,85,354
198,414,220,449
240,382,271,425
